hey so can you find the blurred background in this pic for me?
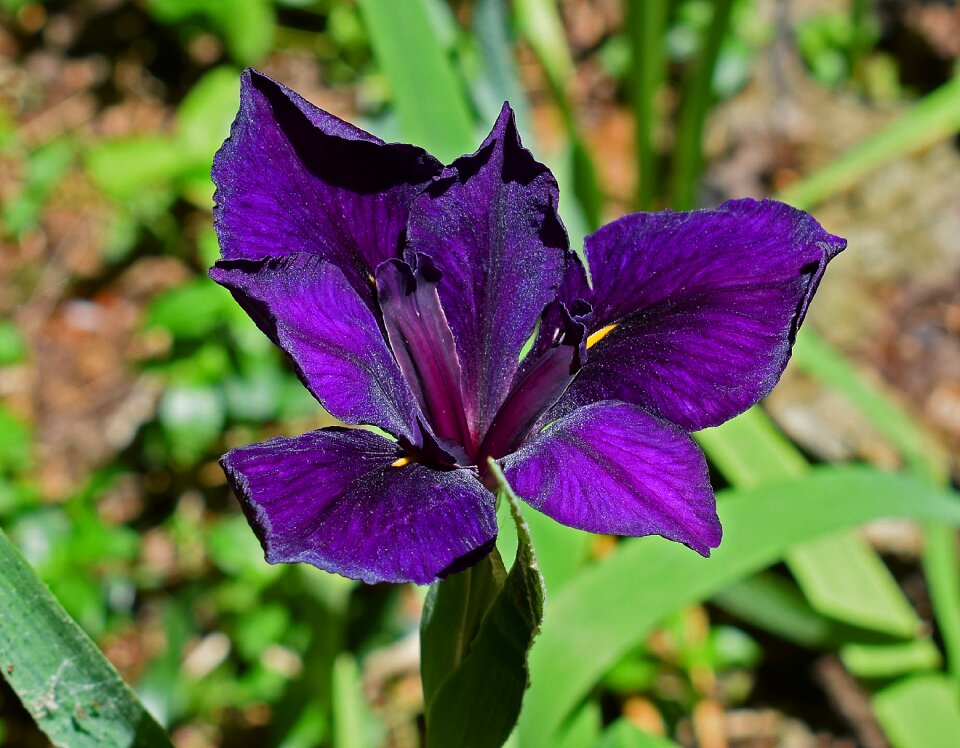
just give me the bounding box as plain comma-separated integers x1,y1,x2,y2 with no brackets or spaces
1,0,959,746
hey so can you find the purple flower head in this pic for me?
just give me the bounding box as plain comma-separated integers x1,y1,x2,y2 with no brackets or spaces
210,69,846,585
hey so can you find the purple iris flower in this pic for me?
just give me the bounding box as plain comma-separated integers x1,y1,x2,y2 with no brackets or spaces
210,70,845,585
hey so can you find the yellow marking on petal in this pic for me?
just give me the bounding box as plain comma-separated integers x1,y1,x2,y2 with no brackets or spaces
586,323,618,349
391,456,412,468
367,273,376,287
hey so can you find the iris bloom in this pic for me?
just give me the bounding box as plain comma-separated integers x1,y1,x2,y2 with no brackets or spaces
211,70,845,585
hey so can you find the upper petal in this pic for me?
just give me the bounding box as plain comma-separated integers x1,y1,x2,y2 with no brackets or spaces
222,427,498,585
210,254,423,445
212,68,442,304
557,199,845,431
406,103,570,441
501,400,720,555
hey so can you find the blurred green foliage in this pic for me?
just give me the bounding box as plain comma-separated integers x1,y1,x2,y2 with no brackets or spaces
1,0,960,746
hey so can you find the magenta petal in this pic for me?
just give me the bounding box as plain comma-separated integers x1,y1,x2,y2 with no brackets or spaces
210,254,423,445
213,68,441,305
406,103,570,441
559,199,846,431
501,401,721,555
222,428,498,584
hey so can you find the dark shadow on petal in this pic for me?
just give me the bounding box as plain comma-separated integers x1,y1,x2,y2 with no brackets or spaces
437,536,498,579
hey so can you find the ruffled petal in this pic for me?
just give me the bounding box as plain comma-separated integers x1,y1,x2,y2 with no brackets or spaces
501,401,721,555
213,68,441,304
406,103,570,441
558,199,845,431
222,427,498,585
210,254,423,445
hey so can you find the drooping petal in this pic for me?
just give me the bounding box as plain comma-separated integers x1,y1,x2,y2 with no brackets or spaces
557,199,846,431
501,401,721,555
210,254,423,445
376,255,473,457
406,103,570,441
213,68,441,305
222,427,498,585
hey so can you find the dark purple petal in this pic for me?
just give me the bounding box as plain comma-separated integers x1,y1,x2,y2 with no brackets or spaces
210,254,423,445
558,199,846,431
406,103,570,441
376,255,474,457
222,427,498,585
213,68,441,305
501,401,721,555
479,301,587,461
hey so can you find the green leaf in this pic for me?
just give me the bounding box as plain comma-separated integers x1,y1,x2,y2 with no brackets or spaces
420,551,506,702
358,0,475,161
873,675,960,748
85,137,191,198
518,466,960,746
777,74,960,210
176,66,242,162
842,640,941,679
700,408,922,637
0,528,172,747
596,720,679,748
212,0,275,66
0,320,26,365
712,573,854,649
331,654,379,748
422,461,545,748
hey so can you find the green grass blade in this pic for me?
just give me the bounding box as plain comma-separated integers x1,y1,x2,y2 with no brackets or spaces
712,573,860,648
357,0,476,160
513,0,603,229
700,407,920,636
791,331,949,481
627,0,670,210
777,74,960,211
792,331,960,679
671,0,735,209
873,675,960,748
842,640,941,679
518,466,960,746
0,528,173,748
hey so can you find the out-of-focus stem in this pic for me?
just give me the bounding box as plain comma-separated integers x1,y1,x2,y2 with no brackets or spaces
671,0,735,209
627,0,669,210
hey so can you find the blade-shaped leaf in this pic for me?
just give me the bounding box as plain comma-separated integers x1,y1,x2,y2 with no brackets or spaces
357,0,476,161
422,461,545,748
873,675,960,748
518,466,960,746
0,528,173,748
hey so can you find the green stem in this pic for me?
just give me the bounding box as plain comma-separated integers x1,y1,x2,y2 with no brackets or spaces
671,0,735,209
627,0,669,210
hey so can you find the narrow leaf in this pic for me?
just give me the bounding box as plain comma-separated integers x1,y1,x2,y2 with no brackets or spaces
873,675,960,748
518,466,960,746
358,0,476,161
777,74,960,211
423,461,545,748
0,528,172,748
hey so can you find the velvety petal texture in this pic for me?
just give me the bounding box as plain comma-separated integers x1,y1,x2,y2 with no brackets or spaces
222,428,498,585
210,254,423,445
406,103,570,442
213,68,441,305
211,70,846,585
556,199,846,431
501,401,721,555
